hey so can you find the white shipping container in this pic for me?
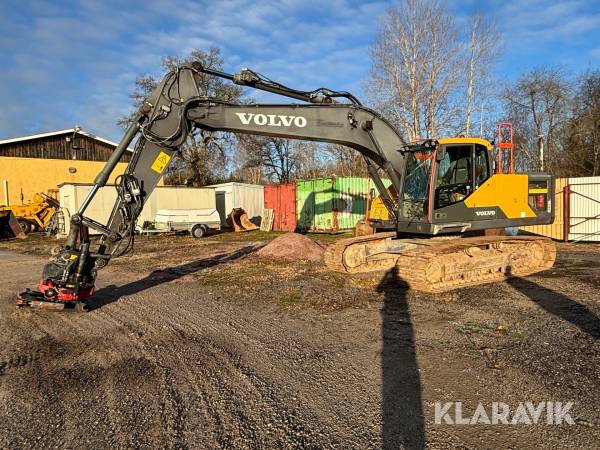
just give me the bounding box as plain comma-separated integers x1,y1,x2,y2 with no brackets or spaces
59,183,217,235
568,176,600,242
206,182,264,226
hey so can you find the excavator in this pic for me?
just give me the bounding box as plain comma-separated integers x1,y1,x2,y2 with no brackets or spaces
17,62,556,310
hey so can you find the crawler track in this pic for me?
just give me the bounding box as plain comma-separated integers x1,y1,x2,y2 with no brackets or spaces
323,232,397,273
325,234,557,293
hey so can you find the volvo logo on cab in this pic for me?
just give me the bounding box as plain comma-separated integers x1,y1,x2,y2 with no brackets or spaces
475,210,496,217
235,112,307,128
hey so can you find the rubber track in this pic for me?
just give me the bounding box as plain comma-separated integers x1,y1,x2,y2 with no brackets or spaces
324,234,557,293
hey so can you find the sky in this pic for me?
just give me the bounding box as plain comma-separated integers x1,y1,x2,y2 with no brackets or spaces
0,0,598,142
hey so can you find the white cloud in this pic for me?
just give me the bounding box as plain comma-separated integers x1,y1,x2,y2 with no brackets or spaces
1,0,596,142
497,0,600,43
0,0,390,140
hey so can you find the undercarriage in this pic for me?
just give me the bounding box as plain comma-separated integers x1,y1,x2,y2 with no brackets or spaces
324,233,556,293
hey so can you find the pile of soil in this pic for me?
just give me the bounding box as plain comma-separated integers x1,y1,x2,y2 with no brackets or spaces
256,232,324,262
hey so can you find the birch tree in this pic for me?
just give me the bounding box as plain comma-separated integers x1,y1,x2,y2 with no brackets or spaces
464,14,502,136
368,0,462,140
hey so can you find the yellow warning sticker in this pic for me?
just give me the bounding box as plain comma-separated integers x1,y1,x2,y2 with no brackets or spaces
151,151,171,174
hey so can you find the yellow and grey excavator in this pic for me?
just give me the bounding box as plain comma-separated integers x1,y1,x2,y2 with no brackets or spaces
331,134,555,292
18,63,555,309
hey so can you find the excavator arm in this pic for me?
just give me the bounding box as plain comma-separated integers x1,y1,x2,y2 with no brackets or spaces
17,63,407,309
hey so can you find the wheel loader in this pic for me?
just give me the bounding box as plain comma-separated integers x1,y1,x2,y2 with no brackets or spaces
0,191,60,235
17,62,556,310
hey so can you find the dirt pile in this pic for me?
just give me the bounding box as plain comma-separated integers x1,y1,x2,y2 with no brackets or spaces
256,232,324,262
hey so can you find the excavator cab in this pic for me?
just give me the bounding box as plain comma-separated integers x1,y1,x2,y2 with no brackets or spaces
374,137,554,235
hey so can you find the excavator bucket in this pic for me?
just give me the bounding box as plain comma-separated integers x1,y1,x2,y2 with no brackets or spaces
0,211,26,239
227,208,259,232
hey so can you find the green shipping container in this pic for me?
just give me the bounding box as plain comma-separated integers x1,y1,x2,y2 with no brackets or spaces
296,176,391,232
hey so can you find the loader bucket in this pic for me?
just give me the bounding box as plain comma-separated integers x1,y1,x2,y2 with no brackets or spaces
227,208,259,232
0,211,26,239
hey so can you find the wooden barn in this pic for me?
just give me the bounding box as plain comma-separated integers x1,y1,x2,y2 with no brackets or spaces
0,128,132,205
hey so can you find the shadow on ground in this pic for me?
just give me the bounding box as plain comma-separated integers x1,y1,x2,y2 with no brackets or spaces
507,276,600,340
88,246,256,310
378,267,425,449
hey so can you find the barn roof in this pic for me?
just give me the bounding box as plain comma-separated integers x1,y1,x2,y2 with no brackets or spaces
0,128,133,152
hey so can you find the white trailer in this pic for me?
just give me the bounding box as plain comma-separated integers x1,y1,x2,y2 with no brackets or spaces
140,208,221,238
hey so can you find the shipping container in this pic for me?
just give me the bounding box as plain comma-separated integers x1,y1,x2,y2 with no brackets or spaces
206,182,264,227
59,183,216,235
296,176,391,232
264,183,296,231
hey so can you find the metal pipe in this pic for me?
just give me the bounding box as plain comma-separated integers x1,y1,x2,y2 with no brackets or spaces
538,134,544,172
563,184,570,242
198,67,332,104
2,180,8,205
77,115,142,218
93,117,141,187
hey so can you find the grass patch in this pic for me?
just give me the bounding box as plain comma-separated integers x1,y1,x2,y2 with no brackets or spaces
458,321,490,335
278,292,304,307
508,328,529,341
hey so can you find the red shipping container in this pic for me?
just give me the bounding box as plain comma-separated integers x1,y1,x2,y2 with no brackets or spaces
264,183,296,231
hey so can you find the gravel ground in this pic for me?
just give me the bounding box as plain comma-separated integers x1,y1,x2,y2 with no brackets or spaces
0,235,598,448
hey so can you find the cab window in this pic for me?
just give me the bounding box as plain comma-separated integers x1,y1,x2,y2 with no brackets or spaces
435,145,473,208
474,145,490,188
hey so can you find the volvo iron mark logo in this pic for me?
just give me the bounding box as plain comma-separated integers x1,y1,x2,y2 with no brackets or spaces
475,210,496,217
235,112,307,128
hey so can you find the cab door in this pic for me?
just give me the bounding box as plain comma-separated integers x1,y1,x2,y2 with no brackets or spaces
432,143,491,221
433,144,475,212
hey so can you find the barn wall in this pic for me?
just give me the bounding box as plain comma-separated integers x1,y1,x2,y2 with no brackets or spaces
0,156,130,206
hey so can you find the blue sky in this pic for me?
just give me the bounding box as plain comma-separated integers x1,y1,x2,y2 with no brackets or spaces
0,0,598,142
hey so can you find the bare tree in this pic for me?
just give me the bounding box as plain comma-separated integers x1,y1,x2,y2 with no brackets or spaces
230,143,264,184
120,47,244,186
562,70,600,176
368,0,462,140
238,135,300,183
501,67,572,173
323,144,369,177
464,14,502,136
294,142,331,180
